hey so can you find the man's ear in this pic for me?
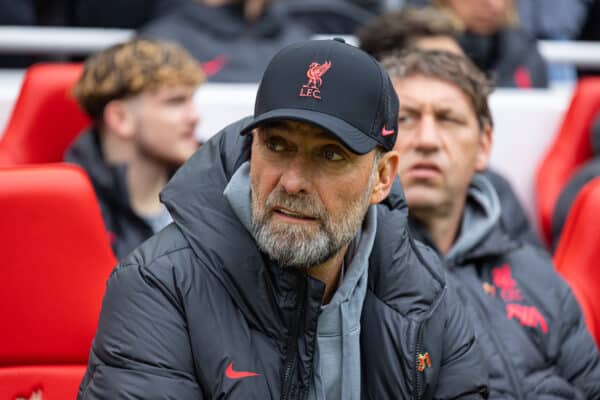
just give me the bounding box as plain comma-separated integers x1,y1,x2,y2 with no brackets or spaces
369,150,400,205
475,124,493,172
103,99,137,139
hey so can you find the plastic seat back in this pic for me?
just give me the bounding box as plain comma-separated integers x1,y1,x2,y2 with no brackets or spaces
536,78,600,245
554,177,600,347
0,63,89,166
0,164,116,398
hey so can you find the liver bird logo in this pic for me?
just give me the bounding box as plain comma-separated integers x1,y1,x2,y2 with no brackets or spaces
305,61,332,89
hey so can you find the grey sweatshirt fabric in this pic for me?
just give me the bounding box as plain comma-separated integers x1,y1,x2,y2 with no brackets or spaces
446,173,501,264
224,162,375,400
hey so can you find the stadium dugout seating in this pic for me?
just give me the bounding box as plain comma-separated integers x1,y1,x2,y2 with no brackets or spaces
0,63,88,166
0,164,116,398
536,78,600,246
554,177,600,348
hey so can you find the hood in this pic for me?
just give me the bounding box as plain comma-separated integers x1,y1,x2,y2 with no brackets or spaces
447,173,517,264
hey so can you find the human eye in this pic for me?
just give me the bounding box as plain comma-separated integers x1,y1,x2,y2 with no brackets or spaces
398,112,415,125
320,145,345,161
439,112,465,125
164,95,188,105
264,136,289,153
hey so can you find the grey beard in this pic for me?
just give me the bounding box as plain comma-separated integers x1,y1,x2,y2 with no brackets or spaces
253,220,339,269
251,168,377,270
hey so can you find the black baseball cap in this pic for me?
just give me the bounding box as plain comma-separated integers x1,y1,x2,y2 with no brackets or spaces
241,38,399,154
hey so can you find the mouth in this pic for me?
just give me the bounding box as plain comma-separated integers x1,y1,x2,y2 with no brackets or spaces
407,161,442,179
272,207,317,222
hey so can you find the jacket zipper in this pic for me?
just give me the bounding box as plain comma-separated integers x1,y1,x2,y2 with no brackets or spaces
464,277,524,399
413,321,425,400
281,278,306,400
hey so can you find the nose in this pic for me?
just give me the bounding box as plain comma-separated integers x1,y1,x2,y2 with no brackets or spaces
414,115,441,153
278,156,311,195
187,102,200,127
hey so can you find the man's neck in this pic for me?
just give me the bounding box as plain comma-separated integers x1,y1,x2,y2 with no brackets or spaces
126,157,169,217
306,244,349,305
412,198,466,256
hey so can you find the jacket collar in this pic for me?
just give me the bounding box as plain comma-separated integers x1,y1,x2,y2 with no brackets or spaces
65,128,131,211
408,174,519,266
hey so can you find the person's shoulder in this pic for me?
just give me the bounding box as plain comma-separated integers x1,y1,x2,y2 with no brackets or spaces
117,223,196,277
369,205,446,320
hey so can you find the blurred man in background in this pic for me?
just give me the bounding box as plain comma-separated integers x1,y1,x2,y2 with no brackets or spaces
66,38,204,259
432,0,548,88
358,5,462,58
138,0,372,82
359,6,543,247
385,49,600,398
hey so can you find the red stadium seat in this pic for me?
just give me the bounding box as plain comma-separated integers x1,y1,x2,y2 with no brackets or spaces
535,78,600,246
0,164,116,398
553,177,600,348
0,63,89,166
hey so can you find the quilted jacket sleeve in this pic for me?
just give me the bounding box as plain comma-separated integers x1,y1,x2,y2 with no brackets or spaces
78,251,204,399
555,277,600,398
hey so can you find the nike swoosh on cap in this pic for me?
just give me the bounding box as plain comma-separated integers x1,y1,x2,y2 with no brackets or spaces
381,125,395,136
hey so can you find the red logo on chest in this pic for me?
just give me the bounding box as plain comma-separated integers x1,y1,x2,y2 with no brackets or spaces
491,263,523,301
299,61,332,100
491,264,548,334
506,303,548,333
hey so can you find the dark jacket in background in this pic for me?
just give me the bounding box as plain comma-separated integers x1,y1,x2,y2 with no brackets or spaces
138,2,312,82
459,29,548,88
409,174,600,399
138,1,371,82
65,129,153,260
517,0,590,40
0,0,36,68
78,118,489,399
71,0,186,28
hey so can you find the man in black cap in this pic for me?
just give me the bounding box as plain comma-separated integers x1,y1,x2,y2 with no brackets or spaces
78,39,489,399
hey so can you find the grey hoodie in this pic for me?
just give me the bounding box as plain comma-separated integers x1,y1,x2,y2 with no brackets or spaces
224,162,376,400
446,173,501,264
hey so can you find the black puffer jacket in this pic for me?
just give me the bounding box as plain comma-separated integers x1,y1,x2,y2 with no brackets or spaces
459,29,548,88
65,129,153,260
138,1,371,83
409,175,600,399
78,118,489,399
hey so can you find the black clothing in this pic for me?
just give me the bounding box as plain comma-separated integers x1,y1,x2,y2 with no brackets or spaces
138,1,371,83
484,169,543,248
459,29,548,88
409,176,600,398
65,129,153,260
78,118,489,399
